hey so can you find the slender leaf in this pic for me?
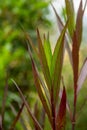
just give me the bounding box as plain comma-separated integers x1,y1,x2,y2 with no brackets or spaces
43,34,52,73
51,20,69,104
76,0,83,47
9,103,24,130
37,29,52,93
56,87,66,130
59,89,72,121
65,0,75,37
39,108,45,129
12,79,43,130
72,31,79,90
52,4,73,67
75,0,87,48
31,58,52,124
77,58,87,94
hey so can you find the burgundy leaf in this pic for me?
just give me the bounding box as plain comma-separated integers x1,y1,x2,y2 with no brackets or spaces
56,87,66,130
77,58,87,94
72,31,79,91
59,89,72,121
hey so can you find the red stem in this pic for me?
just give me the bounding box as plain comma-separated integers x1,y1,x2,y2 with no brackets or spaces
51,88,56,130
72,85,77,130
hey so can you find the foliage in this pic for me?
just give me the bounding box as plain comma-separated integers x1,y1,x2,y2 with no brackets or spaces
0,0,51,129
0,0,87,130
0,0,51,91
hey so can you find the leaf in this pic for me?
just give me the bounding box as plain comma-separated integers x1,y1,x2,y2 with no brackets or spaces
52,4,73,67
12,79,43,130
37,29,52,93
51,20,69,104
76,0,87,48
59,88,72,121
76,0,83,48
77,58,87,94
9,102,24,130
43,33,52,73
65,0,75,37
31,58,52,124
51,4,64,31
56,87,66,130
72,31,79,91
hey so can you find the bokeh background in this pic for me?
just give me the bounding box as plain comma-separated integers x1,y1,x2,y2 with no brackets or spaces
0,0,87,129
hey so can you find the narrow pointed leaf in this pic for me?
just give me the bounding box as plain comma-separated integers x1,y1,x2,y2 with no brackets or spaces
43,34,52,73
51,20,69,104
59,89,72,121
26,33,39,57
76,0,84,47
52,4,73,67
65,0,75,37
9,103,24,130
72,31,79,90
31,59,52,124
77,58,87,94
56,87,66,130
37,29,52,92
27,43,51,108
12,79,43,130
51,4,64,31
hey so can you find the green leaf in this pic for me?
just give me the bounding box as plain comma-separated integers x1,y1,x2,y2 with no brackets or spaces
52,4,73,67
51,20,69,104
37,29,52,93
31,59,52,124
43,34,52,73
56,87,66,130
65,0,75,37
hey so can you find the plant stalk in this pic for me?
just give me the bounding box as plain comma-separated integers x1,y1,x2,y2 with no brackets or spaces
51,88,56,130
72,85,77,130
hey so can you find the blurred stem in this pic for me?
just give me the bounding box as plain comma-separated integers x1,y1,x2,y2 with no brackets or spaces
72,84,77,130
51,88,56,130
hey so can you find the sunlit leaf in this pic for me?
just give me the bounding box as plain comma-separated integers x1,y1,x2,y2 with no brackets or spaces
31,58,52,124
37,29,52,93
51,20,69,104
43,33,52,73
56,87,66,130
77,58,87,94
65,0,75,37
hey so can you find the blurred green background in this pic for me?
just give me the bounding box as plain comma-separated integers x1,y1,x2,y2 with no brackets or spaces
0,0,87,129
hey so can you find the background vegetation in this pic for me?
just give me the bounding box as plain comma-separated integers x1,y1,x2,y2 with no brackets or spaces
0,0,87,130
